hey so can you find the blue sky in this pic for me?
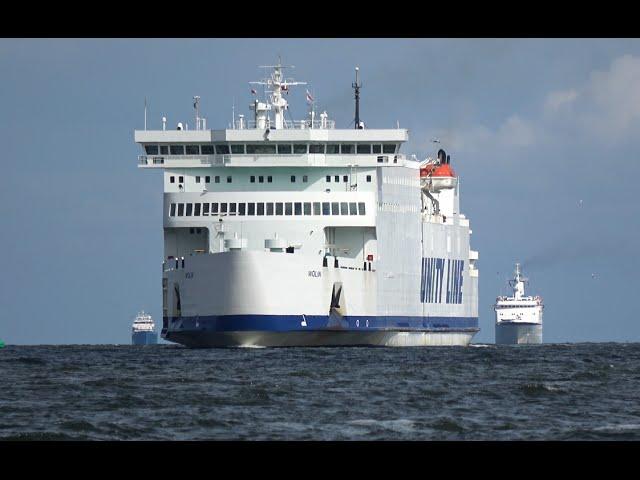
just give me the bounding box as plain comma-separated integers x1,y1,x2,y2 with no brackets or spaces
1,38,639,344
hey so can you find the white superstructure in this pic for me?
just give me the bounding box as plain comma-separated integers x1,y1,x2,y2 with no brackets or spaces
494,263,543,344
134,60,479,348
132,311,155,333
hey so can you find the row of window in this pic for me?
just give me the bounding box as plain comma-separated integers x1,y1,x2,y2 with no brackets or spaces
145,143,398,156
169,201,367,217
169,174,373,185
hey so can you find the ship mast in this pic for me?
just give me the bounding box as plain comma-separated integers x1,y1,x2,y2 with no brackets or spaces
353,66,362,129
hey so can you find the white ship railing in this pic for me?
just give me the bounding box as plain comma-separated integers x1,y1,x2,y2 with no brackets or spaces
233,119,336,130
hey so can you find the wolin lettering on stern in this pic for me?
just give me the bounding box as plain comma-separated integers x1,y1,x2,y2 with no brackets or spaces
134,59,480,347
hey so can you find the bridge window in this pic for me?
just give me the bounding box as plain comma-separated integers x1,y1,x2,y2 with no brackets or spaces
194,203,201,216
215,176,220,183
277,144,292,154
201,145,214,154
179,176,184,183
257,203,265,216
294,202,302,215
185,145,199,155
170,145,185,155
211,203,218,214
220,203,227,214
293,144,307,154
322,202,330,215
358,202,366,215
227,176,232,183
276,203,283,215
340,202,348,215
195,176,201,183
349,202,357,215
177,203,184,216
366,175,372,182
216,144,230,154
343,175,348,183
341,144,355,154
231,144,245,154
205,176,210,183
229,203,237,215
238,203,246,216
357,144,371,154
303,202,311,215
202,203,210,216
247,203,255,215
145,145,158,155
309,144,324,154
250,176,256,183
247,144,276,154
326,175,331,183
267,176,272,183
331,202,339,215
170,203,176,216
334,175,339,183
266,203,274,215
326,144,339,154
285,203,293,216
160,145,169,155
303,175,308,183
259,176,264,183
291,175,296,183
382,144,396,154
372,144,382,154
313,202,321,215
170,176,175,184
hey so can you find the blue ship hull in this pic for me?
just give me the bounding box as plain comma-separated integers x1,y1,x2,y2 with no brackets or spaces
132,331,158,345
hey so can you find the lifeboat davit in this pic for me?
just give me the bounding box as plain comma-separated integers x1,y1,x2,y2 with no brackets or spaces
420,162,457,192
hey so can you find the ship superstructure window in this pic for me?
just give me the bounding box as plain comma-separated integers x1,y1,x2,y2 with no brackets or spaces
294,202,302,215
177,204,184,216
358,202,366,215
196,176,201,183
250,176,256,183
309,144,324,154
170,145,185,155
343,175,348,183
201,145,214,154
215,176,220,183
211,203,218,214
186,203,193,216
194,203,201,216
326,144,339,154
186,145,199,155
285,203,293,216
170,203,176,216
291,175,296,183
366,175,372,182
266,203,274,215
216,144,230,154
313,202,321,215
248,203,255,215
331,202,339,215
357,144,371,154
372,145,382,154
170,176,175,183
220,203,228,214
349,202,357,215
160,145,169,155
293,144,307,154
382,144,396,154
326,175,331,182
205,176,210,183
257,203,265,216
334,175,339,183
229,203,237,215
231,144,245,154
341,144,355,154
239,203,246,216
276,203,283,215
277,144,292,154
247,144,276,154
322,202,330,215
259,176,264,183
179,176,184,183
303,175,308,183
340,202,349,215
267,176,272,183
304,202,311,215
145,145,158,155
202,203,210,216
178,201,369,218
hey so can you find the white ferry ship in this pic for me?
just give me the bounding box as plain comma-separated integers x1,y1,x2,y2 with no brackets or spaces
135,60,479,347
494,263,543,344
131,311,157,345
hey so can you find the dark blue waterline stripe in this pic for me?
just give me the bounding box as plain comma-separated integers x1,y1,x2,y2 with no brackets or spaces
165,315,479,333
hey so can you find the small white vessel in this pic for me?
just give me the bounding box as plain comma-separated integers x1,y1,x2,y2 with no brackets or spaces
494,263,543,344
132,311,157,345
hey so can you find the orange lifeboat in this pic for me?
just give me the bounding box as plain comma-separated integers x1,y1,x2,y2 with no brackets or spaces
420,149,458,192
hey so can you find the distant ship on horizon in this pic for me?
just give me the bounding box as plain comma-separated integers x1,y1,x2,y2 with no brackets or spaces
132,311,157,345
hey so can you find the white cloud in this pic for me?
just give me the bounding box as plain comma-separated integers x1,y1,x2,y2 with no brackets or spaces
544,89,579,112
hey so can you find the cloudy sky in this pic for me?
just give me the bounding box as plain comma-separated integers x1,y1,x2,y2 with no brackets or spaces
1,38,639,344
